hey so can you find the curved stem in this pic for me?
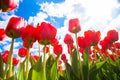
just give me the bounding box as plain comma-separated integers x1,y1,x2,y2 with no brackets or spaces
75,33,84,80
8,38,14,78
75,33,80,61
26,46,30,80
43,45,46,80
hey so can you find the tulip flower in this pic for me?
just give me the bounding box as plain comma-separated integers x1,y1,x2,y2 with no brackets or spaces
61,54,68,63
0,28,5,41
42,46,49,53
21,25,37,44
84,30,100,46
51,38,59,46
18,47,27,57
53,44,63,55
64,33,74,45
12,57,19,66
113,42,120,49
5,16,26,39
77,36,89,49
37,22,57,45
107,30,118,43
2,50,9,64
68,18,81,33
0,0,18,12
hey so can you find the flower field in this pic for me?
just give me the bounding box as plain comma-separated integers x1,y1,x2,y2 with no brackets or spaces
0,0,120,80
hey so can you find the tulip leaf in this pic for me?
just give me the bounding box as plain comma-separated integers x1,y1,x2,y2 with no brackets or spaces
65,63,73,80
46,55,54,80
89,61,106,80
0,55,4,78
83,49,89,80
50,61,57,80
71,49,80,79
28,56,46,80
17,60,25,80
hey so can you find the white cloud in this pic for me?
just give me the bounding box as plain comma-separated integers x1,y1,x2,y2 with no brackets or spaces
28,12,48,26
39,0,120,39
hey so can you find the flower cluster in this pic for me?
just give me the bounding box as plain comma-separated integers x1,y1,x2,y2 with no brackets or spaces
0,1,120,80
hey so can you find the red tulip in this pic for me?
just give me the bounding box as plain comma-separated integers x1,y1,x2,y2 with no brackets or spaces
100,30,118,50
23,40,33,48
109,54,118,61
2,50,9,63
64,34,74,45
61,54,68,63
53,44,63,55
114,42,120,49
77,36,89,49
0,28,5,41
21,25,36,43
37,22,57,45
117,50,120,55
12,57,19,66
5,16,26,38
84,30,100,46
51,38,59,46
18,47,27,57
69,18,81,33
107,30,118,43
42,46,49,53
67,44,75,54
100,37,111,50
0,0,18,12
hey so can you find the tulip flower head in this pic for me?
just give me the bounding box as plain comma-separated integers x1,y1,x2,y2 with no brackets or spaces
18,47,28,57
21,25,37,43
42,46,49,53
51,38,59,46
0,0,18,12
61,54,68,63
12,57,19,66
2,50,9,64
0,28,5,41
37,22,57,45
69,18,81,33
53,44,63,55
64,33,74,45
5,16,26,39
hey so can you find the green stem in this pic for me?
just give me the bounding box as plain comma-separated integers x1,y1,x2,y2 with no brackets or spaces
43,45,46,80
26,46,30,80
75,33,84,80
8,38,14,78
75,33,80,61
48,45,50,56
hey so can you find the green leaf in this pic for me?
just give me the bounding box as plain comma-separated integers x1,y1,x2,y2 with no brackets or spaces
0,55,4,78
83,49,89,80
32,69,45,80
65,63,73,80
46,55,54,80
28,56,46,80
50,61,57,80
50,54,60,80
71,49,80,79
89,61,106,80
16,60,26,80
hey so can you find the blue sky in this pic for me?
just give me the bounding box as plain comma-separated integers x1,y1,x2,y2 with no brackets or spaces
0,0,120,57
